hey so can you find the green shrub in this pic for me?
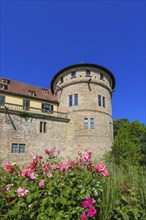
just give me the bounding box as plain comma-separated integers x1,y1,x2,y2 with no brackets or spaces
0,150,109,220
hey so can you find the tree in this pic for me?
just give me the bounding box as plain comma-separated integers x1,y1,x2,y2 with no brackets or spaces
112,119,146,166
113,118,129,138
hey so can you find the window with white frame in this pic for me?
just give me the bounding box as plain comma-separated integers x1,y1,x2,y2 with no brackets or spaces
84,118,88,129
90,118,94,129
0,95,5,106
69,94,79,106
11,143,25,153
98,95,106,107
42,103,53,112
98,95,102,106
23,99,30,110
71,72,76,78
86,70,91,77
69,95,73,106
74,94,78,106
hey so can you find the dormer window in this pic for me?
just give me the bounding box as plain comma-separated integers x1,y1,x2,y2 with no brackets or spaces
71,72,76,78
42,89,49,94
0,84,8,90
86,70,91,77
29,91,36,96
2,79,10,84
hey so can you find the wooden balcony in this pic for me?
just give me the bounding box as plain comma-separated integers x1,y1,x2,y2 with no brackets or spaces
0,102,68,121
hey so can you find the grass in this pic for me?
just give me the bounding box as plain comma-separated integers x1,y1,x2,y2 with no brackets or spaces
99,161,146,220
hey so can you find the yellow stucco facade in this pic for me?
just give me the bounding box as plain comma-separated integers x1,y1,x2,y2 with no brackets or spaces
0,93,58,112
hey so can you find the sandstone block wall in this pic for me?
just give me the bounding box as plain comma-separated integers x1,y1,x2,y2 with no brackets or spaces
0,112,68,165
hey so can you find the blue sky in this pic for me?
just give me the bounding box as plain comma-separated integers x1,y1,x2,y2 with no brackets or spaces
0,0,145,124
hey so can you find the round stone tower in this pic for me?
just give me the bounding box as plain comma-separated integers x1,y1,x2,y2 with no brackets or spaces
51,63,115,158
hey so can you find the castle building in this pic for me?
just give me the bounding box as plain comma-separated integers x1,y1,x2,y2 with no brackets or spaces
0,63,115,164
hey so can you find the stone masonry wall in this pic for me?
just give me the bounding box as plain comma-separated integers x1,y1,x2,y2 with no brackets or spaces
54,68,114,158
0,112,68,165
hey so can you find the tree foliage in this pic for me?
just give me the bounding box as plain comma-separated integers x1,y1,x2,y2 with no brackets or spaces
112,119,146,166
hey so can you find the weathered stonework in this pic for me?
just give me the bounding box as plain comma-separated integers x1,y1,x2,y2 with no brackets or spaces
0,63,115,164
51,64,115,159
0,112,68,165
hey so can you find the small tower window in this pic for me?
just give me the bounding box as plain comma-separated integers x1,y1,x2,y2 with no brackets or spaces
71,72,76,78
100,73,104,80
90,118,94,129
103,96,105,107
69,95,73,106
74,94,78,106
84,118,88,129
98,95,102,106
86,70,91,77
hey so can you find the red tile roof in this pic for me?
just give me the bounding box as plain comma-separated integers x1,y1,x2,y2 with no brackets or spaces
0,78,57,103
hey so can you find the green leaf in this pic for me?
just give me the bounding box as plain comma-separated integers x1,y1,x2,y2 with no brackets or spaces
60,197,67,205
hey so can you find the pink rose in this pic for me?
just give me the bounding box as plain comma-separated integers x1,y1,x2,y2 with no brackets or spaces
45,148,55,155
81,152,92,163
39,179,45,188
81,213,87,220
51,164,59,170
4,162,14,173
82,197,94,208
95,163,109,177
87,206,97,217
17,187,29,197
21,169,31,178
27,159,37,169
47,171,53,178
30,172,37,180
87,163,95,171
37,155,43,159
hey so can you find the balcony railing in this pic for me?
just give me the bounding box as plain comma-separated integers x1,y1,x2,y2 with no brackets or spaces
0,102,68,119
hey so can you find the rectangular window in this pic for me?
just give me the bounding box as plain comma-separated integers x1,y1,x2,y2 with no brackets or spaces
44,122,46,133
23,99,30,110
74,94,78,106
0,95,5,106
71,72,76,78
11,143,25,153
40,121,43,133
69,95,72,106
19,144,25,153
100,73,104,80
103,96,105,107
42,103,53,112
84,118,88,129
90,118,94,129
98,95,102,106
40,121,46,133
86,70,91,77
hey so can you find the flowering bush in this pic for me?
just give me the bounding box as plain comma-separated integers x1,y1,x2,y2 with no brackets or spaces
0,149,109,220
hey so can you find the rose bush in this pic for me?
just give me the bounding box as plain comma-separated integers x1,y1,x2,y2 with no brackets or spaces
0,149,109,220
